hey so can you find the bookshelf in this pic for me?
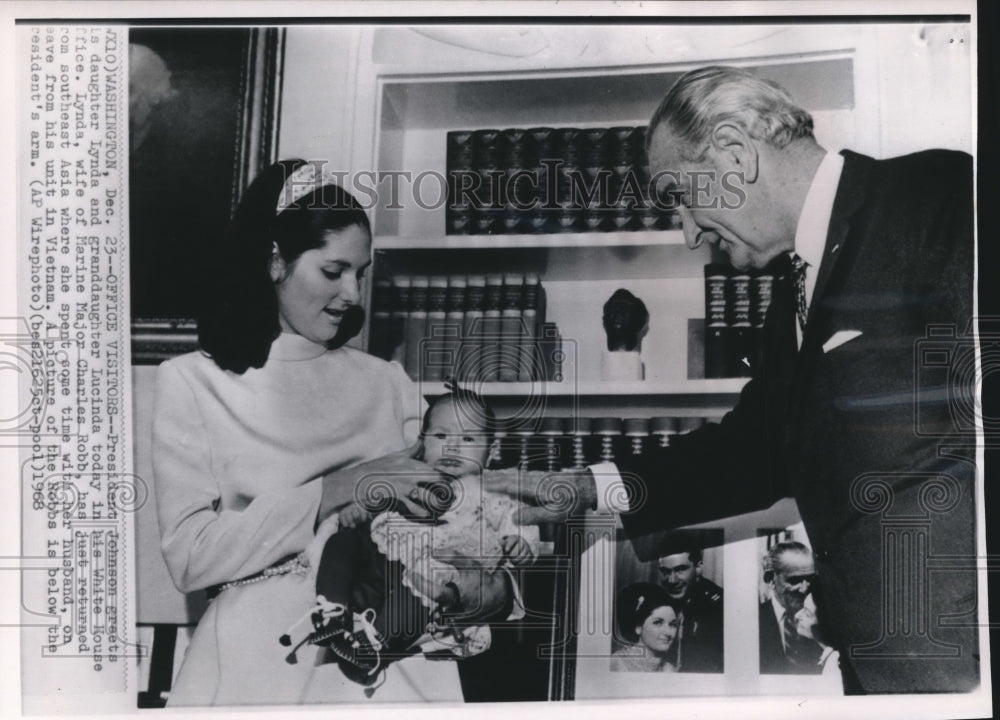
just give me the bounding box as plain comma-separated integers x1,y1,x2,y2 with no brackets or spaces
361,40,868,418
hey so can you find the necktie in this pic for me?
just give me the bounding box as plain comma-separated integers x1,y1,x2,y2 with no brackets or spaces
762,254,798,365
790,253,808,333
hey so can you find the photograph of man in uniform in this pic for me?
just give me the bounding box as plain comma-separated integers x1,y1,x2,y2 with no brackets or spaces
657,543,723,673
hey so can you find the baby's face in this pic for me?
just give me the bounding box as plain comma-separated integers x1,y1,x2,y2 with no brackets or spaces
422,402,490,477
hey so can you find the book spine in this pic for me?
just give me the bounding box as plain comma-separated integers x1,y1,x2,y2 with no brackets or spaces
555,127,583,234
540,322,563,382
607,126,640,232
441,276,467,383
502,128,534,235
473,129,504,235
581,126,609,232
727,272,752,377
423,276,449,381
479,274,504,381
750,272,774,373
460,275,486,382
528,127,558,234
518,273,541,381
498,273,524,381
404,276,429,380
704,264,730,379
389,275,410,366
368,278,392,360
447,130,475,235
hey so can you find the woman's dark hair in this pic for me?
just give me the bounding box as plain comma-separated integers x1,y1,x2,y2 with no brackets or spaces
616,582,679,644
198,159,372,373
421,382,497,439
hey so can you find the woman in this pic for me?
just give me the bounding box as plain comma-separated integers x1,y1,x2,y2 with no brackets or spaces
152,160,505,705
611,582,680,673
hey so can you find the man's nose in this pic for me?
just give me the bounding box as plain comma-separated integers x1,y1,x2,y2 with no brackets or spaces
677,205,703,250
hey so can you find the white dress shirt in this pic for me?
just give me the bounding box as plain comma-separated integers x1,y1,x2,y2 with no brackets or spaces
792,150,845,347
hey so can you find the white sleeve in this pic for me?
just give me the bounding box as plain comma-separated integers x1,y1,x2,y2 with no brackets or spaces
388,359,427,445
500,566,526,621
589,462,624,514
152,360,323,593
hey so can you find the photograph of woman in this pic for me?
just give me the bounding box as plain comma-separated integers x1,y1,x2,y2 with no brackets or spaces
611,583,680,673
150,159,512,705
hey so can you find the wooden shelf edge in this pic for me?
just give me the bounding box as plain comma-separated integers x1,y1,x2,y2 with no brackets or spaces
416,379,748,397
373,230,685,251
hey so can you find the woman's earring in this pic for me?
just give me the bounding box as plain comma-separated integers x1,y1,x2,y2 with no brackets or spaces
269,245,285,282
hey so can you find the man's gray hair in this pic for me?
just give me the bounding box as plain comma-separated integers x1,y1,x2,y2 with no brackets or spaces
763,540,812,578
647,66,814,161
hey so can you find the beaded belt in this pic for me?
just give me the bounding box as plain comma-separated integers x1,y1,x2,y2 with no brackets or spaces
206,555,308,600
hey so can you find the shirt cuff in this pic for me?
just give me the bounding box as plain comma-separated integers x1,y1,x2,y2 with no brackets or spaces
500,566,526,621
589,462,623,514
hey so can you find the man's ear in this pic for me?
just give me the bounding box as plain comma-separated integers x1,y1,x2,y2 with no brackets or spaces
709,122,758,184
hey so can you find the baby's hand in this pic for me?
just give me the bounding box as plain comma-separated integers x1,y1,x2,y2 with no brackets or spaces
500,535,534,567
338,502,371,529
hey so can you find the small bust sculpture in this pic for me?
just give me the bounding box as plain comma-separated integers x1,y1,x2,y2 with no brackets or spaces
603,289,649,352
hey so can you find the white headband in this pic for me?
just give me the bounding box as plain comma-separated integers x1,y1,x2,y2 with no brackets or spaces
275,162,339,215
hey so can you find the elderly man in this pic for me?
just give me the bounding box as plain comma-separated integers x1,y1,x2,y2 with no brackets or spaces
488,65,977,694
759,541,827,675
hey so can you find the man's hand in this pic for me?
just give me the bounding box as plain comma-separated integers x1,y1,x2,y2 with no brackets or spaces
320,442,449,522
500,535,533,567
483,467,597,524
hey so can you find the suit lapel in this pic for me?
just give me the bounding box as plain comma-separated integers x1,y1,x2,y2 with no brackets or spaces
787,151,874,427
805,150,873,338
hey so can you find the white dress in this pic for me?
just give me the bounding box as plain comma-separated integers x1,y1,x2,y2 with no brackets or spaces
152,333,464,705
369,486,541,612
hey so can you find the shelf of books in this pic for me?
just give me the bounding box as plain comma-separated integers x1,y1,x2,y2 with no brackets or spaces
364,48,859,411
372,229,686,250
417,379,749,397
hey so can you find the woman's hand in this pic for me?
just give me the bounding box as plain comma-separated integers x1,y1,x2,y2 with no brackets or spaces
408,549,513,623
317,442,446,522
337,502,371,529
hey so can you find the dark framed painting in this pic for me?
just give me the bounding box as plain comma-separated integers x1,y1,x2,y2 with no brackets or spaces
128,27,284,362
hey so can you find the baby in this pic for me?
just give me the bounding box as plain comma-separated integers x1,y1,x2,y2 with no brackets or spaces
281,387,538,690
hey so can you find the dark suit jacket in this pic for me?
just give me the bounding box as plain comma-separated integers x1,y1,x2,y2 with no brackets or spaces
617,150,977,693
758,602,823,675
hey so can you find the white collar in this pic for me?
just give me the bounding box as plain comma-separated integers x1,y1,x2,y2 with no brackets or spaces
268,332,330,361
793,150,845,307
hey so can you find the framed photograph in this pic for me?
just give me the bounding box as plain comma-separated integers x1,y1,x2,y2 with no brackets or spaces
128,26,284,362
570,503,851,699
756,525,841,683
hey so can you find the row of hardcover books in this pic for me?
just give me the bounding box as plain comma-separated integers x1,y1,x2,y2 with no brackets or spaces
489,414,719,471
368,272,564,382
131,318,199,364
445,125,681,235
704,264,776,379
